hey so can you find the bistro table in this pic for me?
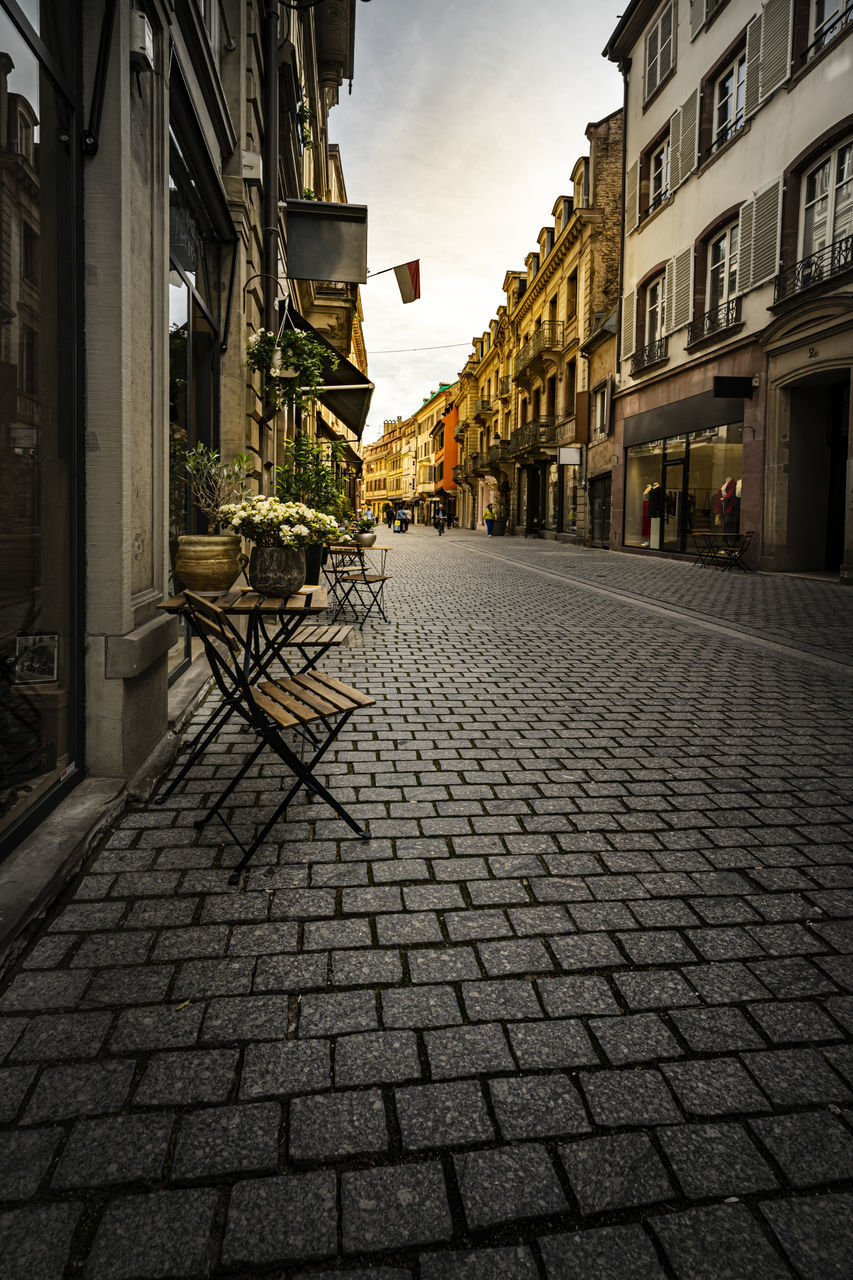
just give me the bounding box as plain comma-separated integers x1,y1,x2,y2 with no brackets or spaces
324,545,392,625
690,531,753,572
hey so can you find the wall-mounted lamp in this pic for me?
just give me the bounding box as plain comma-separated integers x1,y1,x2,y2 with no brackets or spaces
129,11,154,72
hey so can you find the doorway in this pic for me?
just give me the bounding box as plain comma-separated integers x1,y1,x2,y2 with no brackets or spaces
786,373,850,573
662,460,685,553
589,473,612,546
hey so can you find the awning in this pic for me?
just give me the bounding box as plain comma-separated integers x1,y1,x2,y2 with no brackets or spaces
281,305,373,441
315,415,364,472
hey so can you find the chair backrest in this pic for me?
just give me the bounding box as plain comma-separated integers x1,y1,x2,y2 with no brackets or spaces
740,530,754,553
182,592,254,721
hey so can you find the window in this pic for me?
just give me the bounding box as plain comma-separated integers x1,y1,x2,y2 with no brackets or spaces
592,384,609,438
646,275,666,344
810,0,853,54
713,52,746,150
567,272,578,317
195,0,221,64
708,222,739,309
650,137,671,211
565,359,576,416
21,222,39,286
646,2,675,98
802,140,853,257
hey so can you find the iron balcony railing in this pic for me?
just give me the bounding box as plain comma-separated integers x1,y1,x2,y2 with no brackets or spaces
774,235,853,302
513,322,564,378
498,376,512,398
488,440,510,465
474,451,490,472
474,397,492,415
452,465,462,484
687,297,740,344
630,337,668,375
509,418,557,453
803,2,852,61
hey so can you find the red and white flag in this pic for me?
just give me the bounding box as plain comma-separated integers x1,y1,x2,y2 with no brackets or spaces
393,260,420,304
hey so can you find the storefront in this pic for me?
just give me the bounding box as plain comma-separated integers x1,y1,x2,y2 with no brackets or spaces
0,2,82,857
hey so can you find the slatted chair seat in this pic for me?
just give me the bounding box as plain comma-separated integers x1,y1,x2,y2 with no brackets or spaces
279,622,355,675
161,591,375,880
332,574,391,628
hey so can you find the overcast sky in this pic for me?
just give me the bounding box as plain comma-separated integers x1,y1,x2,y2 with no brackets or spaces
330,1,624,442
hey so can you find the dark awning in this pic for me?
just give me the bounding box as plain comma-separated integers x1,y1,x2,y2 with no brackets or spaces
282,305,373,441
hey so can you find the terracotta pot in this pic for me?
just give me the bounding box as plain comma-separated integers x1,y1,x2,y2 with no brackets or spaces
175,534,246,593
353,531,377,547
248,545,305,597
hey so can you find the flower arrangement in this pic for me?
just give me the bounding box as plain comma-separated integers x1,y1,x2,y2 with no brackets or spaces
219,496,343,547
352,512,376,533
246,328,336,412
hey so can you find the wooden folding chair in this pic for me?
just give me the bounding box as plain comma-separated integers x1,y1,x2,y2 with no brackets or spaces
332,573,391,628
174,592,374,879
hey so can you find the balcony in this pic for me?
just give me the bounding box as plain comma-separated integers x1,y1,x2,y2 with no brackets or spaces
513,322,564,380
509,418,557,455
630,337,668,376
686,297,741,345
488,440,510,466
452,465,462,484
498,376,512,399
474,397,492,416
774,235,853,302
803,3,853,62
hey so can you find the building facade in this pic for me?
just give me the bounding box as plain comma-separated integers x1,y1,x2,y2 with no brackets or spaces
0,0,369,860
605,0,853,576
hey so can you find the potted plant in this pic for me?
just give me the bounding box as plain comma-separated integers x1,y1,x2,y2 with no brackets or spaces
174,443,254,592
351,512,377,547
219,496,343,596
276,434,352,581
246,329,336,413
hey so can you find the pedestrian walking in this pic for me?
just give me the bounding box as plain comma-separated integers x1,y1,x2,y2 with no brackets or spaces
484,503,496,536
396,506,409,533
435,507,447,535
383,502,394,529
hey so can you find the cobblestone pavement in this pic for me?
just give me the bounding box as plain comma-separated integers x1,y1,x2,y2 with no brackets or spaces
1,528,852,1279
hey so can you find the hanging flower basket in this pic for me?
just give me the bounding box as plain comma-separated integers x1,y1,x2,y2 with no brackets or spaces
246,328,337,412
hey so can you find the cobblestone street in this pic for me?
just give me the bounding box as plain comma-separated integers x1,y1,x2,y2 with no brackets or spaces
2,529,853,1279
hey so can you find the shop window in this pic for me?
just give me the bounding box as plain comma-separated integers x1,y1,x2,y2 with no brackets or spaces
624,425,743,550
645,1,675,99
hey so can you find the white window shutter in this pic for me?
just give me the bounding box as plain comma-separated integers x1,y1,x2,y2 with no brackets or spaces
744,16,762,118
690,0,706,39
738,199,755,291
672,247,693,330
621,289,636,359
669,109,682,192
664,258,676,334
676,89,699,186
750,178,782,285
626,160,640,231
760,0,793,101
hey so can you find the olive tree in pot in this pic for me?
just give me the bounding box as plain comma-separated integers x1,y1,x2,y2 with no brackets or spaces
174,444,254,592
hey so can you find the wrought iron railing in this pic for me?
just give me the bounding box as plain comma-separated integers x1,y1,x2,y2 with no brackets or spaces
513,322,564,377
452,465,462,484
774,235,853,302
687,297,740,344
474,397,491,415
508,429,522,455
498,376,512,398
630,337,668,374
488,440,509,465
803,3,852,61
513,418,557,451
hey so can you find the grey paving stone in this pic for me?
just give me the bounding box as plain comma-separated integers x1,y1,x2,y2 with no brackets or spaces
614,969,701,1010
227,922,298,954
590,1013,683,1065
579,1068,681,1127
125,899,198,929
539,1225,666,1279
742,1048,853,1106
462,979,543,1021
135,1048,239,1107
332,948,402,986
376,913,444,946
0,1066,35,1124
0,1202,81,1280
395,1080,494,1149
651,1203,793,1280
760,1192,853,1280
200,995,289,1043
669,1005,766,1052
241,1040,331,1098
83,965,174,1007
683,962,772,1004
662,1057,770,1117
9,1011,112,1062
290,1089,387,1162
403,884,465,910
823,1042,853,1087
508,1018,599,1069
0,970,92,1012
303,919,373,951
172,1101,280,1180
420,1246,537,1280
537,975,619,1017
425,1023,515,1079
342,1163,452,1253
477,938,554,976
750,1111,853,1187
0,1126,62,1200
529,877,592,905
747,999,844,1045
151,925,229,962
381,985,462,1028
444,909,512,942
24,1059,135,1123
468,879,529,906
298,989,378,1037
111,1002,204,1052
489,1072,590,1139
270,889,336,919
508,905,574,935
52,1112,173,1190
408,947,481,984
253,953,327,992
49,901,125,932
559,1131,673,1216
455,1143,568,1230
373,857,431,882
550,933,626,970
223,1172,337,1268
335,1030,421,1086
84,1182,216,1274
21,935,75,969
657,1121,779,1199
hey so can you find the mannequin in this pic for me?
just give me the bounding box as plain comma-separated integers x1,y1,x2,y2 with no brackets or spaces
713,477,737,530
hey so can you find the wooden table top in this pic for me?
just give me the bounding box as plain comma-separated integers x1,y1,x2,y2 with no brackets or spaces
159,585,329,615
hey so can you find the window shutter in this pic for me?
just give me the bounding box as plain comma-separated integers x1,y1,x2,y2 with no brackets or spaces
671,247,693,330
751,178,782,285
690,0,706,39
744,16,762,118
665,258,676,333
575,390,591,443
737,199,755,292
675,89,699,186
621,288,636,359
669,109,682,191
760,0,793,101
626,160,640,230
604,374,613,435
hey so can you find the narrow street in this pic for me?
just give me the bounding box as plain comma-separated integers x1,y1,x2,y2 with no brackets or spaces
2,531,853,1279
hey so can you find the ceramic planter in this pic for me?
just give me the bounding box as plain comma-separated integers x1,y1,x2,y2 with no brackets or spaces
175,534,246,593
353,531,377,547
248,546,306,598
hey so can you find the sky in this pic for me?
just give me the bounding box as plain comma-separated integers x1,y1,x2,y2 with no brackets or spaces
330,0,625,443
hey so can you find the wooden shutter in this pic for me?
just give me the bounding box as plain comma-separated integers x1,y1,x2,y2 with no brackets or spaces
750,178,782,285
676,89,699,186
669,109,682,192
604,374,613,435
667,247,693,331
690,0,706,39
621,288,636,359
625,160,640,231
737,199,755,292
665,258,675,333
575,390,590,443
744,16,762,118
760,0,793,101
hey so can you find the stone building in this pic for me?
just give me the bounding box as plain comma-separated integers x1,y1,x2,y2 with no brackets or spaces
0,0,370,862
605,0,852,575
